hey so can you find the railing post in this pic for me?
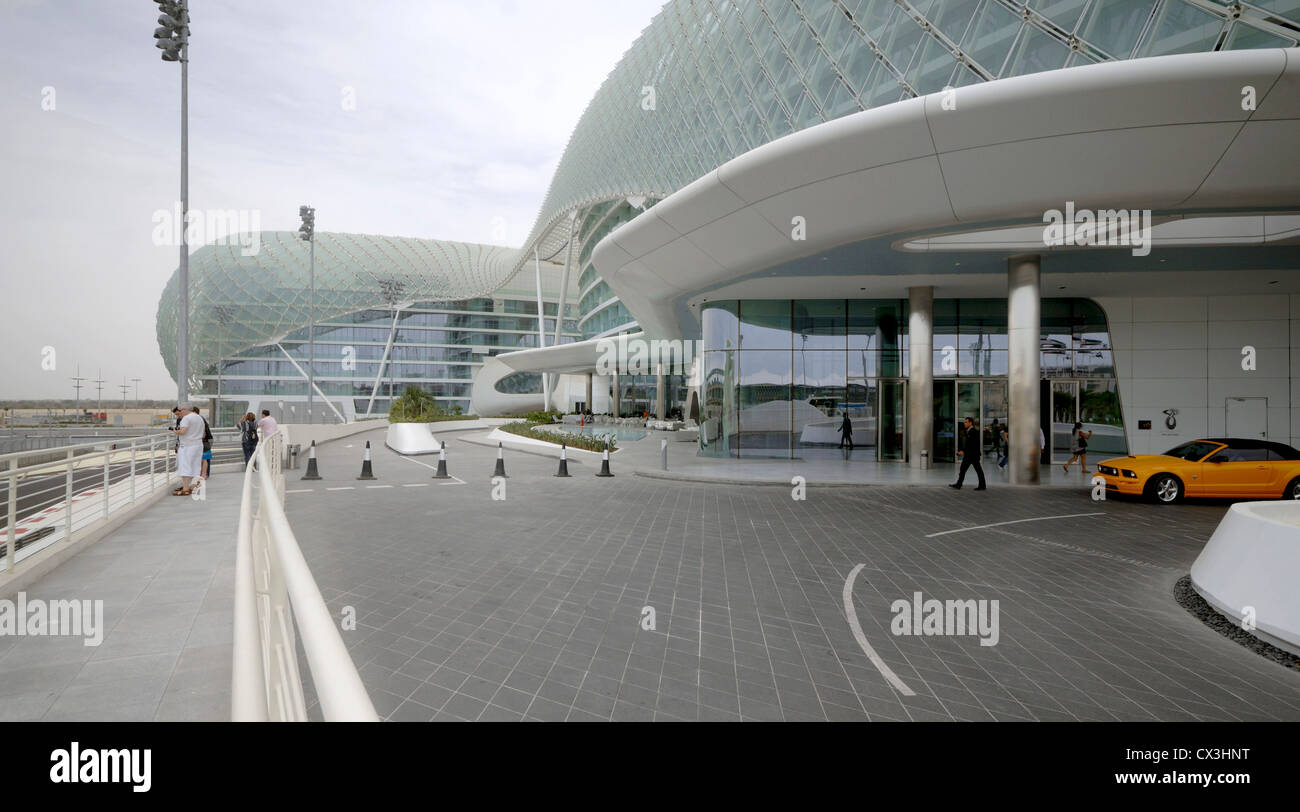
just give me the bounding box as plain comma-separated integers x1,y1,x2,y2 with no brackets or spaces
130,441,137,503
102,447,110,521
65,447,74,543
6,458,17,572
149,434,156,492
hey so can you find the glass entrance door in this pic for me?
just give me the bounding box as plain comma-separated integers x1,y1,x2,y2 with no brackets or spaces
933,381,956,462
879,380,905,460
1051,381,1079,462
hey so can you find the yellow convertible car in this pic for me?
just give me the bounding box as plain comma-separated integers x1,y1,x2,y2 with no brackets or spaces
1096,439,1300,504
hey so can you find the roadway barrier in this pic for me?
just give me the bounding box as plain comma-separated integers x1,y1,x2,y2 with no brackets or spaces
0,432,177,574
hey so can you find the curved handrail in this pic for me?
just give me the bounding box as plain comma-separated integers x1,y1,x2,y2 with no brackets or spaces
232,432,378,721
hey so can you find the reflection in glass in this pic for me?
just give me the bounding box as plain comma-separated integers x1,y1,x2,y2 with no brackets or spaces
982,380,1009,454
702,301,739,352
1080,379,1128,455
699,351,737,457
737,350,792,456
739,300,792,349
792,300,846,350
933,380,956,462
880,381,906,460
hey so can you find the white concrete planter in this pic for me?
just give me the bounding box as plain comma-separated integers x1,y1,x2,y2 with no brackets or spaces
1191,501,1300,656
385,422,440,455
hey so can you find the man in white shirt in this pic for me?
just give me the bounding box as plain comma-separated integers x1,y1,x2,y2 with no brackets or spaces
173,404,205,494
258,409,278,439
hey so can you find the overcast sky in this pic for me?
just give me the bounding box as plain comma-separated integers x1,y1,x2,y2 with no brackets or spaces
0,0,665,400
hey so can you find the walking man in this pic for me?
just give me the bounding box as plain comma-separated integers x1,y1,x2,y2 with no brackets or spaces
838,413,853,450
950,416,986,490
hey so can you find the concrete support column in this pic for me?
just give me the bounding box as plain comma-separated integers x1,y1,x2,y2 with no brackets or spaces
612,372,620,417
655,373,667,419
907,286,934,467
585,373,593,413
1008,255,1042,485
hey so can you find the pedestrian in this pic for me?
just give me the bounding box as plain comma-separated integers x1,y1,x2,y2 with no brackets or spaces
195,406,213,480
998,424,1010,468
1063,421,1093,473
838,413,853,450
171,404,204,496
238,411,259,464
950,416,986,490
258,409,278,438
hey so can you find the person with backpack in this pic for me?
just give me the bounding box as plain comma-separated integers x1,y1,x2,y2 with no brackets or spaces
237,411,259,464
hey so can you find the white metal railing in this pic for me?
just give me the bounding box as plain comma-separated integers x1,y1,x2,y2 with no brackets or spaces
232,431,378,721
1,431,177,573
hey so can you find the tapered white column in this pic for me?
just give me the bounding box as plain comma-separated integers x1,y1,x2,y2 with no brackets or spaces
585,373,593,413
1008,255,1041,485
907,286,933,467
655,373,667,419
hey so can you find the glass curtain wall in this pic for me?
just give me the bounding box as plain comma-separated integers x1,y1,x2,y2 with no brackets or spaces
701,298,1124,460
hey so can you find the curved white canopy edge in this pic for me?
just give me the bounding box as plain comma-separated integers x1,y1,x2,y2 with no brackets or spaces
592,48,1300,338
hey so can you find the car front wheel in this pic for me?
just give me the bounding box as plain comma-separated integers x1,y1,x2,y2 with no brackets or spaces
1148,474,1183,505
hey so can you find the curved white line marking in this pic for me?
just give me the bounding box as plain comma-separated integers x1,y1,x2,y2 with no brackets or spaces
843,564,915,697
925,512,1105,538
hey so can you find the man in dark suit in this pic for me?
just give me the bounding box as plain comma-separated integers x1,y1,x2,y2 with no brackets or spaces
838,413,853,450
949,416,986,490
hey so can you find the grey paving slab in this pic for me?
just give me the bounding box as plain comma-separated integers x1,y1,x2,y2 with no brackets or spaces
283,427,1300,722
0,471,240,721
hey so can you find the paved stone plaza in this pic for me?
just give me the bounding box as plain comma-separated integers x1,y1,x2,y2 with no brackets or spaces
285,429,1300,722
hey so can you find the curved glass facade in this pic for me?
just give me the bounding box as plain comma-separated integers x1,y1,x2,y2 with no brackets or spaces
159,0,1300,416
517,0,1299,340
701,297,1126,460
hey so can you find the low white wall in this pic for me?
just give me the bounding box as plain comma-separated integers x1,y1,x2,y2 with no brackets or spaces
279,420,387,449
386,423,440,455
1190,500,1300,656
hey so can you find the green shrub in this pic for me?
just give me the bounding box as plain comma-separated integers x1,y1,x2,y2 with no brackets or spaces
498,421,616,452
388,387,477,423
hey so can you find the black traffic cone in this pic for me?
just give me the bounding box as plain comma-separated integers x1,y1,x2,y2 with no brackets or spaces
301,440,322,480
492,441,507,478
554,443,571,477
433,440,450,479
596,442,614,477
357,441,376,480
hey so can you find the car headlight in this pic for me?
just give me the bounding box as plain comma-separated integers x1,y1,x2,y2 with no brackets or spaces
1098,465,1117,476
1122,469,1137,478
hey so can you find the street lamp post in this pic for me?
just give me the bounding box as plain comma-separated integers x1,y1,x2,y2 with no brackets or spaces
152,0,190,406
298,205,316,423
132,377,143,404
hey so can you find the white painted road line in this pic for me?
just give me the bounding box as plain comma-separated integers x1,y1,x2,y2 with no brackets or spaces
402,483,430,488
843,564,916,697
325,486,355,491
365,485,393,489
398,454,466,484
924,512,1106,538
285,488,313,494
